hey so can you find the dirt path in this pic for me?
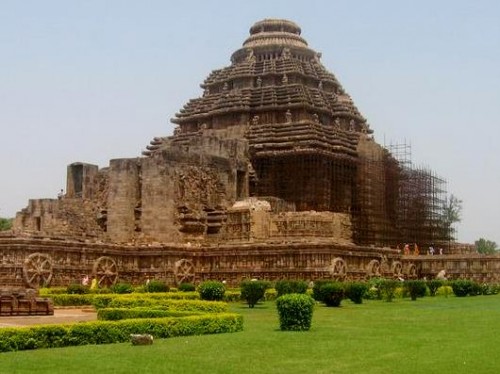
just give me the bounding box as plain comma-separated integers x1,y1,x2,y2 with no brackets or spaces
0,308,97,328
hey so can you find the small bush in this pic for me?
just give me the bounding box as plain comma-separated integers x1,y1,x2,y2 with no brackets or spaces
110,283,134,294
404,280,427,301
275,280,308,297
481,283,500,295
451,279,474,297
198,281,226,301
240,280,270,308
264,288,277,301
469,281,483,296
276,293,315,331
379,279,399,302
144,280,169,293
427,280,444,296
436,285,452,297
178,282,196,292
345,282,368,304
66,284,89,295
318,282,345,307
312,280,332,302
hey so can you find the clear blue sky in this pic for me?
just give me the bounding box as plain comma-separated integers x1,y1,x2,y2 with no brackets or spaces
1,0,499,245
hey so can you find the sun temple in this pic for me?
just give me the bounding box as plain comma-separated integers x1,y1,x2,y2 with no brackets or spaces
1,19,498,288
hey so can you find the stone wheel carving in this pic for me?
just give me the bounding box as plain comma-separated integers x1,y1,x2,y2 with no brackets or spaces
406,263,417,278
93,256,119,287
23,253,53,288
329,257,347,280
174,259,195,285
391,261,403,278
366,259,381,278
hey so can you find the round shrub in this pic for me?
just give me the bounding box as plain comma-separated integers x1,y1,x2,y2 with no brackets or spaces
451,279,474,297
144,280,169,293
378,279,399,302
345,282,368,304
276,293,315,331
404,280,427,301
312,279,332,302
178,282,196,292
427,279,444,297
318,282,345,307
110,283,134,294
198,281,225,301
240,280,270,308
275,280,308,297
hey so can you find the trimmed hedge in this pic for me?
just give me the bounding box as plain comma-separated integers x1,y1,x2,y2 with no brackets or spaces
276,293,315,331
97,308,202,321
0,313,243,352
50,294,95,306
144,280,170,293
95,296,228,313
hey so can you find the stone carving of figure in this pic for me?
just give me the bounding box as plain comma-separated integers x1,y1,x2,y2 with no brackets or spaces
318,81,323,90
256,76,262,88
334,117,341,129
204,87,210,96
252,115,260,125
282,47,291,60
173,126,181,136
282,74,288,84
349,119,355,132
246,48,256,62
198,123,207,132
285,109,292,123
223,82,229,91
313,113,319,123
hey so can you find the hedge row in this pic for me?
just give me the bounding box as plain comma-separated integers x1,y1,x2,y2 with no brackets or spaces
97,308,202,321
96,296,229,313
0,313,243,352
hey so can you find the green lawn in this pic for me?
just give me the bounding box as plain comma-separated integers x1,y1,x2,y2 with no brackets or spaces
1,296,499,373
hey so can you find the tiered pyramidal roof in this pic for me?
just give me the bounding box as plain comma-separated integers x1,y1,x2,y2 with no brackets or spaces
145,19,372,160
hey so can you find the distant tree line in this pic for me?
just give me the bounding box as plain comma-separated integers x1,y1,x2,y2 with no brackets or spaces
475,238,498,254
0,217,13,231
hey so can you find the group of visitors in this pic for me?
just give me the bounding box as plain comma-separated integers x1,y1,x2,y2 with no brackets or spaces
401,243,444,256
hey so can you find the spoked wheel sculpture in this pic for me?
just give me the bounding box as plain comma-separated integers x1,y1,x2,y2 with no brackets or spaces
391,261,403,279
406,263,418,279
329,257,347,281
174,259,195,285
366,259,381,278
23,253,53,288
93,256,119,287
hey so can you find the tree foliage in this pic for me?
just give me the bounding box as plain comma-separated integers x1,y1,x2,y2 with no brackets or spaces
0,217,13,231
442,194,462,240
475,238,498,254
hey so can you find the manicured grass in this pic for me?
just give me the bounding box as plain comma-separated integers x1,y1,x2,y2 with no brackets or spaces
2,296,500,373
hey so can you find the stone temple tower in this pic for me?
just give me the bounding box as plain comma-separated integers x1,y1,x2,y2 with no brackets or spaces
145,19,394,244
16,19,408,246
